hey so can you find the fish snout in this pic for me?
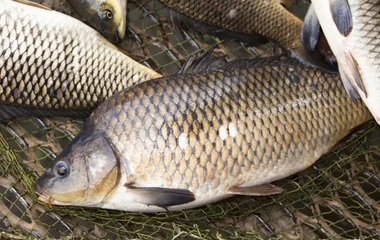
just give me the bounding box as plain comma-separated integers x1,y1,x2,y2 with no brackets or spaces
34,181,43,194
117,22,126,42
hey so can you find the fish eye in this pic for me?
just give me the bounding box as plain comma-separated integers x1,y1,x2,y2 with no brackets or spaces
55,161,69,177
102,10,113,20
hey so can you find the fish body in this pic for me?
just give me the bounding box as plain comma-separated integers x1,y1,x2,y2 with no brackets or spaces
159,0,334,70
35,57,372,212
67,0,127,43
0,0,161,119
307,0,380,123
160,0,301,48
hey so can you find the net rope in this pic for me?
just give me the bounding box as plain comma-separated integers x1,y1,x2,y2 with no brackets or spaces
0,0,379,239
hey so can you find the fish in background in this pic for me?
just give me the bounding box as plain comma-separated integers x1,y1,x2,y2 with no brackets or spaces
302,0,380,124
67,0,127,43
158,0,336,71
0,0,161,120
34,56,372,212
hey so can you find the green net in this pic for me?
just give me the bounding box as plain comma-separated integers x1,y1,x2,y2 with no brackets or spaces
0,0,379,239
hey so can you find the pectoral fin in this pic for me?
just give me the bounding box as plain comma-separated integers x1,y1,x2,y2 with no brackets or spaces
339,52,365,99
12,0,52,10
302,5,320,52
228,184,283,196
126,186,195,208
329,0,353,36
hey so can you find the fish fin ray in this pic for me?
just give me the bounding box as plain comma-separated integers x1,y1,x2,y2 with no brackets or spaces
338,51,365,99
301,5,320,52
179,46,223,74
12,0,52,10
291,46,337,72
221,54,335,73
329,0,353,36
338,63,360,100
126,186,195,208
228,184,283,196
347,52,367,97
170,9,268,46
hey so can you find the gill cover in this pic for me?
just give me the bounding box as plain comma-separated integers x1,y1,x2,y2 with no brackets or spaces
35,132,119,206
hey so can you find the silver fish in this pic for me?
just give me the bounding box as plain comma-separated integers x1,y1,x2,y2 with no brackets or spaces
302,0,380,124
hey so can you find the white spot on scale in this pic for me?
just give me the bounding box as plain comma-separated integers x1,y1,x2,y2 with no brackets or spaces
219,125,228,140
132,74,140,83
178,133,188,150
228,123,238,138
229,9,237,18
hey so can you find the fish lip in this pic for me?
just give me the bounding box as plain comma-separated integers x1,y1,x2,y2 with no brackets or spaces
36,192,55,207
35,183,55,206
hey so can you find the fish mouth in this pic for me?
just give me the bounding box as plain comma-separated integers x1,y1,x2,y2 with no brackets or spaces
34,182,55,207
36,192,55,208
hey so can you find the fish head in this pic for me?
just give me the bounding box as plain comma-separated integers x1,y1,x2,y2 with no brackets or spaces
68,0,127,43
34,132,120,207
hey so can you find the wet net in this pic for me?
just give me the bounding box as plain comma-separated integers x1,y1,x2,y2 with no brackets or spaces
0,0,379,239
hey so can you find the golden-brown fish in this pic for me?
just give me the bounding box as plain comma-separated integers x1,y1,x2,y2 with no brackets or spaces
0,0,161,119
34,56,372,212
159,0,333,70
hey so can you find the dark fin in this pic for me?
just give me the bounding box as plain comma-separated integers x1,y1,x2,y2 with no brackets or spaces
12,0,52,10
221,54,332,73
279,0,297,7
221,54,292,70
329,0,353,36
338,52,365,100
302,5,320,52
178,46,223,74
170,9,268,46
291,46,337,72
339,66,360,100
336,51,365,99
126,186,195,208
0,104,90,120
228,184,283,196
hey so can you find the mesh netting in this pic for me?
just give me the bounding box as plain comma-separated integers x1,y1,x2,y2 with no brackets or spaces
0,0,379,239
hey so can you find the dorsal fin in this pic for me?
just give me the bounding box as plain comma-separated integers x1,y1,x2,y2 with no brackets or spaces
12,0,52,11
178,46,223,74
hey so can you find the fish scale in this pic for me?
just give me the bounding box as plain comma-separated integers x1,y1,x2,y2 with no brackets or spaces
0,0,161,119
34,57,372,212
349,0,379,72
306,0,379,124
94,58,370,206
158,0,302,49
